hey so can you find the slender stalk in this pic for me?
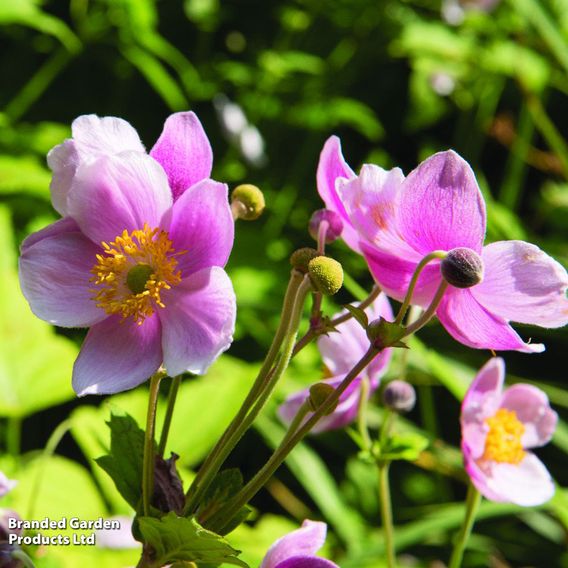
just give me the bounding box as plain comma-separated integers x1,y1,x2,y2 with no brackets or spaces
142,373,163,517
317,220,329,254
378,463,396,568
6,417,21,456
27,419,72,519
394,251,448,325
158,374,182,457
185,273,311,513
357,377,372,451
10,550,36,568
205,346,380,531
449,483,482,568
403,281,449,337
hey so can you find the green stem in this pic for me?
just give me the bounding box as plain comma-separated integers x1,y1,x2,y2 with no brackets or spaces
158,374,182,457
184,271,308,513
11,550,36,568
357,377,372,451
27,419,72,519
6,417,21,456
205,346,380,532
403,281,449,337
142,373,163,517
448,483,482,568
378,463,396,568
395,251,448,325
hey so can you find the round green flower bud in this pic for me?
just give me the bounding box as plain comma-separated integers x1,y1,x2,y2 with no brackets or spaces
231,184,265,220
440,247,484,289
309,383,337,415
290,247,321,273
307,256,344,296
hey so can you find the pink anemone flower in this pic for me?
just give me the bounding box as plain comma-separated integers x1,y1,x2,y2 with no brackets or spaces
19,113,235,396
461,357,557,506
260,520,338,568
317,137,568,352
278,294,393,433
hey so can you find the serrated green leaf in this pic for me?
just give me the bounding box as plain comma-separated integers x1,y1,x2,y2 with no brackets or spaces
95,412,147,511
138,512,248,566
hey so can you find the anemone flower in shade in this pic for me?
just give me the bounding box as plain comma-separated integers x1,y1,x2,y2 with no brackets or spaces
260,520,338,568
20,145,235,395
461,358,557,506
278,293,393,433
318,139,568,352
47,112,213,214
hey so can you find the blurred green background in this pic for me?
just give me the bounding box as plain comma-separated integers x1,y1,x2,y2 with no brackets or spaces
1,0,568,566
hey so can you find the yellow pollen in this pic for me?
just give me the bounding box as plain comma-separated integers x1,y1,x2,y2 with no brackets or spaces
91,223,185,324
482,408,526,464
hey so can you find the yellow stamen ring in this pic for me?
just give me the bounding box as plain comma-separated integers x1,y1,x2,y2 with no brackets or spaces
91,223,184,324
482,408,526,465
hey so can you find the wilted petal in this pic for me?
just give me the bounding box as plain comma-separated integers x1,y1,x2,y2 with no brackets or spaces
67,152,173,245
483,454,555,506
362,241,441,305
260,520,327,568
163,179,233,277
72,314,162,396
316,136,361,252
399,151,486,254
473,241,568,328
159,267,236,376
19,231,106,328
150,112,213,200
500,385,558,449
437,288,544,353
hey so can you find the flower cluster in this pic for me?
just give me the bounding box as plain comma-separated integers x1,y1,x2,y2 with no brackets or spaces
19,113,236,395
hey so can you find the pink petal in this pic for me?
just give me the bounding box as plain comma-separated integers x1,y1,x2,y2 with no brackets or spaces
260,520,327,568
461,358,505,459
316,136,361,252
472,241,568,328
67,152,173,245
336,163,406,252
73,314,162,395
159,267,236,376
500,385,558,449
162,179,234,277
463,443,504,502
276,557,338,568
20,216,80,253
437,288,545,353
399,150,486,254
150,112,213,200
19,230,106,328
482,453,555,506
362,241,442,305
47,115,145,215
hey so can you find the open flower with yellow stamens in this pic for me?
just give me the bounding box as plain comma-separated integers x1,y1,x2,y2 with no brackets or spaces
19,114,235,396
461,357,557,506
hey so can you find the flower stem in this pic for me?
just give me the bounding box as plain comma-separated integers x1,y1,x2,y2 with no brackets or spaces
184,270,308,513
378,463,396,568
6,417,21,456
158,374,182,457
394,251,447,325
142,373,163,517
449,483,482,568
357,376,372,451
11,550,36,568
403,281,449,337
204,346,380,532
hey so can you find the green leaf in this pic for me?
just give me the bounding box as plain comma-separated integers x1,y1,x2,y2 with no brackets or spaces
376,432,430,462
138,512,248,566
0,155,52,198
95,412,147,511
196,469,244,526
368,318,407,349
343,304,369,330
0,206,77,417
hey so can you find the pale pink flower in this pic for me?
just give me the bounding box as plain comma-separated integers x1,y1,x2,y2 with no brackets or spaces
260,520,338,568
279,294,393,433
20,113,235,395
461,358,557,505
317,138,568,352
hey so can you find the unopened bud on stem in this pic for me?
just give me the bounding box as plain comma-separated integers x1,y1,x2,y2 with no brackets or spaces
290,247,321,273
309,383,337,415
231,184,265,220
440,247,484,288
307,256,343,295
382,380,416,413
308,209,343,244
